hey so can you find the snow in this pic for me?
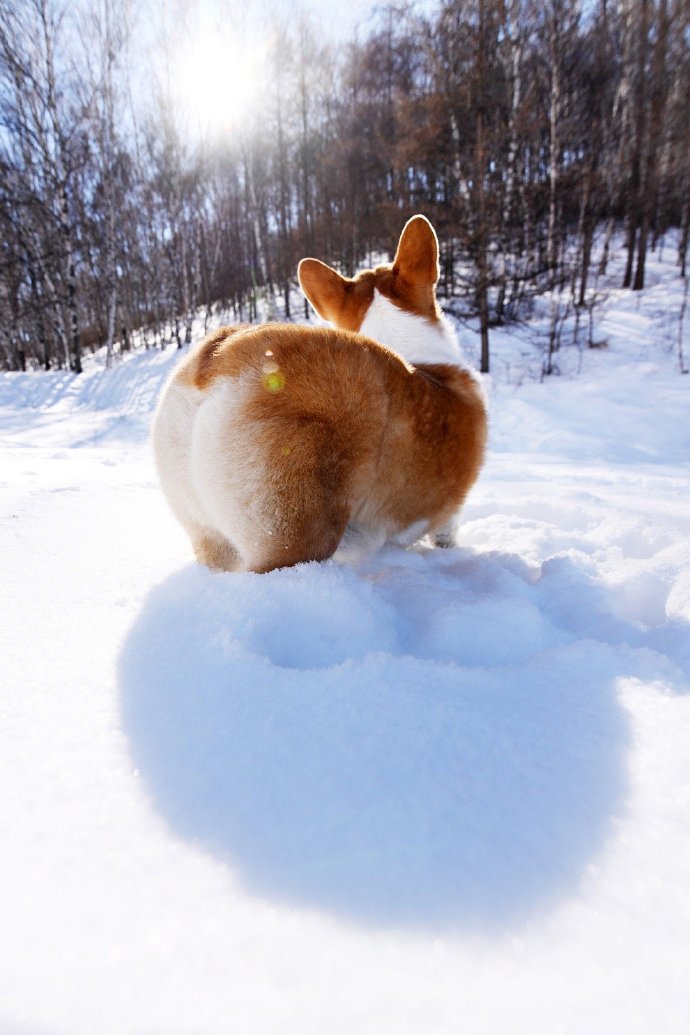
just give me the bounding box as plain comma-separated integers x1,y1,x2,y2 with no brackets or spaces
1,243,689,1033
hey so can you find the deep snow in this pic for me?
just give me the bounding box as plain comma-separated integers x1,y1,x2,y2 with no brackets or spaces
1,242,689,1034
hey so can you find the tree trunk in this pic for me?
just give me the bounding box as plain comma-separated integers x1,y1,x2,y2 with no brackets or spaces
475,0,490,374
545,3,562,375
623,0,649,288
633,0,669,290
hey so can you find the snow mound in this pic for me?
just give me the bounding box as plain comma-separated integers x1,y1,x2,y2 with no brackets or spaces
120,547,639,930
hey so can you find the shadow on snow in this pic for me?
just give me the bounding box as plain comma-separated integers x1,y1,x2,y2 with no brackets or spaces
118,548,633,933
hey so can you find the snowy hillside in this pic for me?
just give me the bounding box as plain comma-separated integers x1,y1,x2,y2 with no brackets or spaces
1,244,689,1034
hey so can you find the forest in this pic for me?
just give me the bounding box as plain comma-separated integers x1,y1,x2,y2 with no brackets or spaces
1,0,689,375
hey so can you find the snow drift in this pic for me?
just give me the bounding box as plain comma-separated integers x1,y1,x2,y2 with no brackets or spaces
1,240,689,1033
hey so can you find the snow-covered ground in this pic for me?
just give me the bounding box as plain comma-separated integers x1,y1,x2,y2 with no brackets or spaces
1,244,689,1034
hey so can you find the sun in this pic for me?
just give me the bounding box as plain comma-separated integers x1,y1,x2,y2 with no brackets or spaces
175,16,270,138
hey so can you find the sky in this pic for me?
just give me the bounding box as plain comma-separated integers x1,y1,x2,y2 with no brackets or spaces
136,0,384,141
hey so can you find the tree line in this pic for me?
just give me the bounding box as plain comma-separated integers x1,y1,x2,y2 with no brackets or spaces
1,0,689,374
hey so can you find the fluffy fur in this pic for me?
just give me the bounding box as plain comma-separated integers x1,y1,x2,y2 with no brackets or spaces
152,215,487,573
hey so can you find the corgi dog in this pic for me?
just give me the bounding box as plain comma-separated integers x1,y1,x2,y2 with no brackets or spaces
152,215,487,573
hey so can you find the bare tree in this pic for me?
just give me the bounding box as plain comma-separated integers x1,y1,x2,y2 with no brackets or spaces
2,0,690,373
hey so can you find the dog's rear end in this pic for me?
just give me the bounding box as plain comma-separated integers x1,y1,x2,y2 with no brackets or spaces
152,216,487,572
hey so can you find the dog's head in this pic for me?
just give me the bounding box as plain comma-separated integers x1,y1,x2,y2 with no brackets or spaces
298,215,460,368
298,215,441,331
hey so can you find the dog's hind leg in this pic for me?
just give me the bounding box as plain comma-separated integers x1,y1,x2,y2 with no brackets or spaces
192,529,241,572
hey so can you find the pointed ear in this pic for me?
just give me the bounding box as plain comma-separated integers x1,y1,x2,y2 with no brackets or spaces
298,258,348,323
392,215,439,289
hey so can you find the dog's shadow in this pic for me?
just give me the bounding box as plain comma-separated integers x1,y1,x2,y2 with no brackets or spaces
118,552,630,931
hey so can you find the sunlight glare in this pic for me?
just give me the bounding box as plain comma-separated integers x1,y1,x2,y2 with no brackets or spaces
176,19,270,138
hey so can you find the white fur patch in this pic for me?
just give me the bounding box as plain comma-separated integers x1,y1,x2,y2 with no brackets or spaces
359,290,463,367
151,379,210,533
153,372,272,570
332,523,388,565
332,518,429,564
392,519,429,546
190,376,270,567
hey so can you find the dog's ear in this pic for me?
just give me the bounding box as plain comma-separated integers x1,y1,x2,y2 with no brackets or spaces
298,259,349,324
392,215,440,291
